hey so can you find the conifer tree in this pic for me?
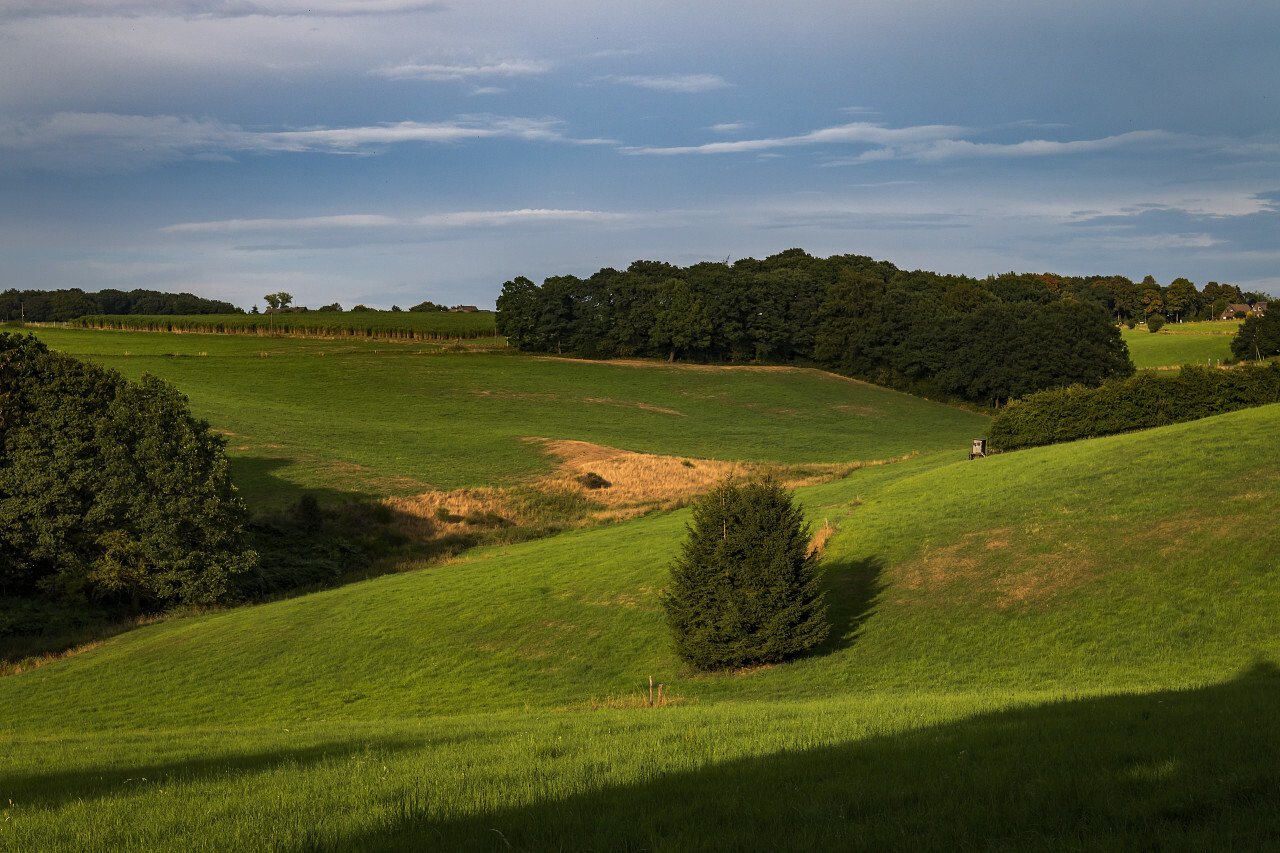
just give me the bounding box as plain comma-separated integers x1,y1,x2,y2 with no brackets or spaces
661,478,828,670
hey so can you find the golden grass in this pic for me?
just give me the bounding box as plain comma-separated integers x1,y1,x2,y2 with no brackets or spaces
382,438,863,549
528,438,854,515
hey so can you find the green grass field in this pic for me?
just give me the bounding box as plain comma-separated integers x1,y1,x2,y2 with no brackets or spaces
1121,320,1239,370
30,328,989,510
2,317,1277,851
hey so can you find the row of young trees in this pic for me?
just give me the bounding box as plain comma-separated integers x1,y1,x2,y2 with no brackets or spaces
1,288,241,323
496,249,1137,405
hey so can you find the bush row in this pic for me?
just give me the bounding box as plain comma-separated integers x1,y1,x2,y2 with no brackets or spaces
988,363,1280,451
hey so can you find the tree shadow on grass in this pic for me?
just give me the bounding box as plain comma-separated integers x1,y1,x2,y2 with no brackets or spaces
229,455,368,514
815,553,887,656
1,734,426,812
313,662,1280,851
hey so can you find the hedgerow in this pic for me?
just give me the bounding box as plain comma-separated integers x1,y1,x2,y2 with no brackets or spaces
988,363,1280,451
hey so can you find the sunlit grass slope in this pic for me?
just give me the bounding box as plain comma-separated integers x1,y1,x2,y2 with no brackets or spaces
2,405,1277,849
31,328,988,508
1121,320,1238,369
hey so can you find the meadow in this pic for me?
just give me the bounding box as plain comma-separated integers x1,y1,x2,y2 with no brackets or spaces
1120,320,1239,370
30,328,987,510
2,328,1278,850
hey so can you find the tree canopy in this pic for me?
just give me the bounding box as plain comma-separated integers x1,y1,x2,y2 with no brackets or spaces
496,250,1140,404
0,333,256,612
0,288,241,322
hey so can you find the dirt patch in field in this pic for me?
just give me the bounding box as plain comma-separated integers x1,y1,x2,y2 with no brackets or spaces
893,525,1104,610
526,438,854,518
382,438,860,548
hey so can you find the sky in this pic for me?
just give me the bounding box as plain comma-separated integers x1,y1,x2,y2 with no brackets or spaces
1,0,1278,311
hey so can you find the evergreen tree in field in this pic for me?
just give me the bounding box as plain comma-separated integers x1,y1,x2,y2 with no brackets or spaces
661,478,828,670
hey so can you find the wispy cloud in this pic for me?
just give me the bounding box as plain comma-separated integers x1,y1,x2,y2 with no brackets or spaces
628,120,1223,166
373,59,553,82
0,1,443,19
0,112,612,172
163,209,631,234
625,121,965,155
606,74,731,93
163,215,401,233
412,209,632,227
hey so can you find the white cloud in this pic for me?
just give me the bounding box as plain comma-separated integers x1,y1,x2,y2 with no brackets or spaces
629,121,1237,168
163,208,632,235
413,209,632,227
373,59,553,82
607,74,731,93
0,112,612,172
0,1,443,19
626,121,965,155
163,215,401,233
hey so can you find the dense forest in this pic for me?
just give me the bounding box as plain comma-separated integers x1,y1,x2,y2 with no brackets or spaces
0,288,241,322
496,249,1246,404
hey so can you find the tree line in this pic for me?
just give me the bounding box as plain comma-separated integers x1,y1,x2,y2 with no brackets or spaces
1,288,241,323
496,249,1155,405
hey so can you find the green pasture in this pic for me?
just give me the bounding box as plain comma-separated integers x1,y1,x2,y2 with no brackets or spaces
69,309,498,340
30,327,989,510
2,402,1278,850
1121,320,1238,370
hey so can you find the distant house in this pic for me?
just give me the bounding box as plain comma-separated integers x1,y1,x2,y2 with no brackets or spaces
265,306,308,314
450,305,480,313
1220,303,1260,320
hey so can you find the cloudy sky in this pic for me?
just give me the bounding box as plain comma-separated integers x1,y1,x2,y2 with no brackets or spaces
2,0,1277,310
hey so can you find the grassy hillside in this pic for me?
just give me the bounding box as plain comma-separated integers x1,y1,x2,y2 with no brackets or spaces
1121,320,1239,369
2,403,1277,850
31,328,988,509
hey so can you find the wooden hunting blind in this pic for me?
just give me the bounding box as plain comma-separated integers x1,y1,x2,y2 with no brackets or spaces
970,438,987,459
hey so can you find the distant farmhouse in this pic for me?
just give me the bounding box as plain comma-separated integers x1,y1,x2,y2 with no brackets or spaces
264,306,308,314
450,305,480,313
1221,303,1267,320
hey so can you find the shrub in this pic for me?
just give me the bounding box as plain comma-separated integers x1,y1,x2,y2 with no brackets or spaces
576,472,611,490
1147,314,1166,332
661,478,828,671
988,363,1280,451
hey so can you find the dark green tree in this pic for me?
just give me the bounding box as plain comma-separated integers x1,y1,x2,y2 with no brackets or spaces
0,333,256,610
661,478,828,670
1231,312,1280,362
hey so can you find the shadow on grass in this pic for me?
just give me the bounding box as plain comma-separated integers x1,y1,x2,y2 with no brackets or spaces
2,735,426,811
229,455,368,513
817,553,887,656
325,663,1280,851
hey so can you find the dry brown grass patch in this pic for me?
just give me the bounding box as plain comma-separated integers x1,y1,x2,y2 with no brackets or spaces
526,438,855,518
893,525,1105,609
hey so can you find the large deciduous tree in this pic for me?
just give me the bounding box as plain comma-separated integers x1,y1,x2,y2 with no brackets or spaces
661,478,828,671
0,333,256,611
1232,312,1280,362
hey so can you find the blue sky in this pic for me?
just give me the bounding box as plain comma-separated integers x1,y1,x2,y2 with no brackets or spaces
2,0,1277,310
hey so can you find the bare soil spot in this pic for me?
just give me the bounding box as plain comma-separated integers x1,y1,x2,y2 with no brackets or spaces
382,438,864,551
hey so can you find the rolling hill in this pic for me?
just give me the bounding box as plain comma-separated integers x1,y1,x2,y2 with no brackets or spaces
2,391,1277,850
